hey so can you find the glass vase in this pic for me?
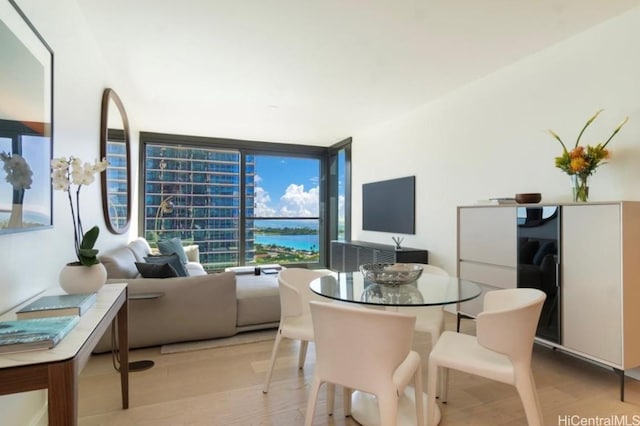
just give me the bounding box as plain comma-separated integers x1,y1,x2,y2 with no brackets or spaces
570,175,589,202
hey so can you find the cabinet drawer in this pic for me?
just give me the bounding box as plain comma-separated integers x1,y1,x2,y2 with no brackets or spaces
458,206,517,267
459,261,516,289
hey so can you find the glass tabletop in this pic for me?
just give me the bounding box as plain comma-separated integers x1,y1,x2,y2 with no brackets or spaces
310,271,482,307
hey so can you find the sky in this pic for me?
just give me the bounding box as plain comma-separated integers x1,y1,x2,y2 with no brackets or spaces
253,155,320,217
0,135,51,216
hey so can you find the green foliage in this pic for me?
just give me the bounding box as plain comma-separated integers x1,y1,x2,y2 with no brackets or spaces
78,226,100,266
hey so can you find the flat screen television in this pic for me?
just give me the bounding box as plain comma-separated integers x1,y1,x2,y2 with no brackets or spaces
362,176,415,234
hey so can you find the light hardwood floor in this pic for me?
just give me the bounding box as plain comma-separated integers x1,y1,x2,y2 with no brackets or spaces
79,314,640,425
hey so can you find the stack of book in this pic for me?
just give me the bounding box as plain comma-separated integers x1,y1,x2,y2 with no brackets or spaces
16,293,96,319
476,197,517,205
0,315,80,354
0,293,96,355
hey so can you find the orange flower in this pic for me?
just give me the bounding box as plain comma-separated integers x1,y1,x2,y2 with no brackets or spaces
569,146,584,158
549,110,628,178
570,157,587,173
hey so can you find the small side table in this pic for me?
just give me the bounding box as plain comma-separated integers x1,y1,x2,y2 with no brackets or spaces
113,292,165,372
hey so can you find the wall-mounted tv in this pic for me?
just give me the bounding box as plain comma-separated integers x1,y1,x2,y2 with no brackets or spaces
362,176,415,234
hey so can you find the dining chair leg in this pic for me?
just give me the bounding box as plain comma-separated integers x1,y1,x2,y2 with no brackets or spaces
377,393,399,426
440,367,449,403
262,331,283,393
428,329,444,398
516,370,543,426
344,387,352,416
304,377,322,426
427,359,439,426
326,383,335,415
414,364,425,426
298,339,309,369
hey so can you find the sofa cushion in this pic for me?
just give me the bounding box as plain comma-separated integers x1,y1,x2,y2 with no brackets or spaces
135,262,179,278
100,246,140,279
145,253,189,277
183,245,200,263
157,237,189,264
128,237,153,262
186,262,207,276
235,274,281,327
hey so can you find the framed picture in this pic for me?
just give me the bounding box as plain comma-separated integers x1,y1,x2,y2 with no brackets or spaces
0,0,53,234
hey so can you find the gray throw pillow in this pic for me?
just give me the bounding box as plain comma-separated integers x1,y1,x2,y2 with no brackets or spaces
135,262,179,279
144,253,189,277
157,237,189,264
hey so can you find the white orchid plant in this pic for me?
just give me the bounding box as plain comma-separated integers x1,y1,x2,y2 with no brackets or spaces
51,156,108,266
0,152,33,193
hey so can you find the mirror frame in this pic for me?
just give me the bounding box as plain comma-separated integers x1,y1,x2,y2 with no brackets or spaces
100,88,131,234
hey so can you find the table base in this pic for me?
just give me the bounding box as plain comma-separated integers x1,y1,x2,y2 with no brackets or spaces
350,387,440,426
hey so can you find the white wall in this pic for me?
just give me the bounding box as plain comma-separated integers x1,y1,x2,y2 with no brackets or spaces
352,6,640,275
1,0,137,424
3,2,639,423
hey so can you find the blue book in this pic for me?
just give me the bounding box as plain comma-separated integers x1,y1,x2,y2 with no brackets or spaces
16,293,96,320
0,315,80,354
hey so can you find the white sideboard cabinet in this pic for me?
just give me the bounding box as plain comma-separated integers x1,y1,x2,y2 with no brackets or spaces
561,203,640,371
457,206,517,318
457,202,640,400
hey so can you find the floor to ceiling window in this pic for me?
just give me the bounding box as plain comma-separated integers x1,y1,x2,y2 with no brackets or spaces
250,155,321,265
328,138,351,243
140,133,331,271
143,143,243,270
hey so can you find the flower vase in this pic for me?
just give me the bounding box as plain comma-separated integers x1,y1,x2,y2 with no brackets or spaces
570,175,589,202
59,262,107,294
7,203,23,228
7,188,25,228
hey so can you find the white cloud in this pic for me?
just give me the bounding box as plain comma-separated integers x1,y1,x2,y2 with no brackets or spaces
279,184,319,217
254,186,276,217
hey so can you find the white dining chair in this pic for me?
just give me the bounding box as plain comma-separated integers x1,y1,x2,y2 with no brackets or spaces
396,264,449,349
262,268,330,394
427,288,546,426
305,300,424,426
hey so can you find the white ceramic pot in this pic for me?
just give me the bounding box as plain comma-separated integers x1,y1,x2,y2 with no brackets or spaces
59,262,107,294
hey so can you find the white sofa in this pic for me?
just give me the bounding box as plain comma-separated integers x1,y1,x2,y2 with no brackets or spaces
93,238,280,352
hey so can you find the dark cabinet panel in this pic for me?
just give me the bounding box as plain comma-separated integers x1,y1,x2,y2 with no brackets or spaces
330,240,428,272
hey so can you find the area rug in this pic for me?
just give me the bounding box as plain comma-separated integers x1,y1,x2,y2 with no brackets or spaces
160,328,278,354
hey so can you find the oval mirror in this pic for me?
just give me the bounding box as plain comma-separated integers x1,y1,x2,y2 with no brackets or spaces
100,88,131,234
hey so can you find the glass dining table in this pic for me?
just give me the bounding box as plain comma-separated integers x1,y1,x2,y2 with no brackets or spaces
309,271,482,426
310,271,482,308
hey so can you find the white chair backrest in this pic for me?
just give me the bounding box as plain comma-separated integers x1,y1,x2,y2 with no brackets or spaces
477,288,546,365
278,268,330,318
420,264,448,276
309,300,416,395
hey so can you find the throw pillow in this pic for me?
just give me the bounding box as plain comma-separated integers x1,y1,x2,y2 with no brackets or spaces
157,237,189,264
144,253,189,277
135,262,179,279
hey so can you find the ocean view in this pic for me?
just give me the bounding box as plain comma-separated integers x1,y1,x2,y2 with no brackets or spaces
254,219,319,252
255,234,319,251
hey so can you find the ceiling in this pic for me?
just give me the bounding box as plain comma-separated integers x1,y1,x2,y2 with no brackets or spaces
75,0,640,146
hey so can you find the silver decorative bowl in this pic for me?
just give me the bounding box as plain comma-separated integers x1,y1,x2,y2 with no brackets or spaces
359,263,424,286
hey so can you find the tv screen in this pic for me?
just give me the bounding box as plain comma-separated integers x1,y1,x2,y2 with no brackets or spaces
362,176,415,234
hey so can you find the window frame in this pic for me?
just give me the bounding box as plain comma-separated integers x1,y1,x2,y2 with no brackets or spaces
139,132,333,270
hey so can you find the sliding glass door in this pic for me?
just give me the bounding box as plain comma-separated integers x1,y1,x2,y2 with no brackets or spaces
248,155,321,265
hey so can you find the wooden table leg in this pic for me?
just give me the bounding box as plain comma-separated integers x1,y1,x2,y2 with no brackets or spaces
48,360,77,426
117,294,129,409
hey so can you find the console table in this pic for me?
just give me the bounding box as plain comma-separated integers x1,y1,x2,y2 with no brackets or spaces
330,240,428,272
0,283,129,425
